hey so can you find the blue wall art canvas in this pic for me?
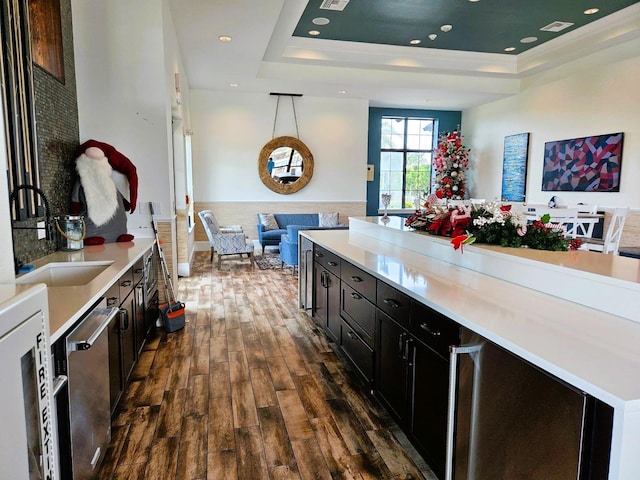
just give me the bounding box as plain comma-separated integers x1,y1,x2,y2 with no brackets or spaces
501,133,529,202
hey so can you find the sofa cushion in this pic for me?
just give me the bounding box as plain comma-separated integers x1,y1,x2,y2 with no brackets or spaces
319,212,340,227
274,213,318,228
261,229,286,241
258,213,279,231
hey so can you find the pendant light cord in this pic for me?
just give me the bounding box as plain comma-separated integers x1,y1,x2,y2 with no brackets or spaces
271,94,300,139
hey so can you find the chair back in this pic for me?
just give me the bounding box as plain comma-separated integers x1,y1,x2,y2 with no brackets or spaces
214,232,253,254
528,207,580,238
602,207,629,254
198,210,220,245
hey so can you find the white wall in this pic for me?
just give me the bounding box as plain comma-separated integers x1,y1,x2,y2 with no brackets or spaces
71,0,175,235
191,90,369,203
463,37,640,209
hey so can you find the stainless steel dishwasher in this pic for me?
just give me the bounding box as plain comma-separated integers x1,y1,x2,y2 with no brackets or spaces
65,300,119,479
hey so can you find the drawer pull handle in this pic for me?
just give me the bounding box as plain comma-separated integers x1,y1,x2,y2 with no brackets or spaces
315,252,324,258
351,276,363,282
383,298,400,308
347,330,357,340
107,296,118,307
350,292,362,300
328,261,338,267
420,323,441,336
121,280,132,287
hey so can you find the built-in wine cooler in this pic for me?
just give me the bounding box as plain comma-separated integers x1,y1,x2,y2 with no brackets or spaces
0,284,57,479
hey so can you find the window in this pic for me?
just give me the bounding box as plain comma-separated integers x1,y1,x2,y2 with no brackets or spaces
379,116,434,210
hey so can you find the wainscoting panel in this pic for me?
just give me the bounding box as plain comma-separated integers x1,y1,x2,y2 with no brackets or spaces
193,201,366,242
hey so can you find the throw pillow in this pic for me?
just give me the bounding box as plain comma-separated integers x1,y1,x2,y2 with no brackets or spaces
319,212,339,227
259,213,279,231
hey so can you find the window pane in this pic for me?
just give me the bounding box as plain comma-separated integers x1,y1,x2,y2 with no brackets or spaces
378,115,435,209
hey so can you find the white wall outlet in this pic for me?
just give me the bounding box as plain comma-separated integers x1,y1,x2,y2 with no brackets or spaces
37,221,46,240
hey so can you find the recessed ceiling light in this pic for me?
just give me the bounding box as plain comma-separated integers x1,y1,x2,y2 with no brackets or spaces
584,8,599,15
520,36,538,44
338,90,347,94
468,0,480,2
410,39,421,45
309,30,321,36
218,35,232,42
504,47,516,52
428,34,437,40
440,24,453,32
312,17,330,25
229,83,238,87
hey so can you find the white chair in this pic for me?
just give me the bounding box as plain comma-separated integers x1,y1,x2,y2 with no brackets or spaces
198,210,244,261
581,207,628,255
570,204,598,238
527,207,580,238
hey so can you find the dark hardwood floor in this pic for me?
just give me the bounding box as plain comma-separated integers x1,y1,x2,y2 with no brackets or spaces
96,251,435,479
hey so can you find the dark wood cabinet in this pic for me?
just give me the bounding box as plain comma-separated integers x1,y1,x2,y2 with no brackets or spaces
340,318,374,386
119,289,136,386
408,338,450,479
106,285,122,414
313,245,341,342
375,309,410,424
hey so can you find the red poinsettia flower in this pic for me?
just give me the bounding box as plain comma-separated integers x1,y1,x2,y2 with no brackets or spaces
451,233,476,253
435,189,444,199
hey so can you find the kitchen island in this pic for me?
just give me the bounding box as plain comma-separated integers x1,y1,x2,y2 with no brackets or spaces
300,217,640,480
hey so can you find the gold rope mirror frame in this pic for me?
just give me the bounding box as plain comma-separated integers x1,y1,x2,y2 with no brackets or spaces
258,136,314,194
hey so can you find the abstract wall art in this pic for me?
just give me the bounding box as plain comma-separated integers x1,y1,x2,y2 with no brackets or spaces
542,132,624,192
501,133,529,202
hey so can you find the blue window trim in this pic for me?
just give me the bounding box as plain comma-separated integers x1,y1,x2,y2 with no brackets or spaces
367,107,462,216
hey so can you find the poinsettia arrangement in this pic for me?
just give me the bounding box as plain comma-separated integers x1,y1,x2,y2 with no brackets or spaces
405,201,581,251
433,131,470,201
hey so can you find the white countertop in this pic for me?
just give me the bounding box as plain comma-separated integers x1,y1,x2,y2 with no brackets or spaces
301,224,640,411
10,239,155,343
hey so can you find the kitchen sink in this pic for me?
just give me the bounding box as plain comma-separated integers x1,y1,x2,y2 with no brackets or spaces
16,261,114,287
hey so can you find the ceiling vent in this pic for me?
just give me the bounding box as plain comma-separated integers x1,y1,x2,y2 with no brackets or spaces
320,0,350,11
540,21,574,33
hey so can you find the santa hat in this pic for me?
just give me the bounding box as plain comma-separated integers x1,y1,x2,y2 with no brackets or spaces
76,139,138,212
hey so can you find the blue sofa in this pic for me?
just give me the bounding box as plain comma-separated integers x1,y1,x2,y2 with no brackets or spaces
279,225,325,268
257,213,347,254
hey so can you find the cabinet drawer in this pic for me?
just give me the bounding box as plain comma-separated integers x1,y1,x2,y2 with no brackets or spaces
118,268,134,302
342,261,376,301
105,283,120,309
376,280,411,329
410,301,460,359
340,319,374,383
341,283,375,346
132,258,144,286
313,245,341,276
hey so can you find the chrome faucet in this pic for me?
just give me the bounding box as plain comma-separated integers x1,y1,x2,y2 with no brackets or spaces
9,184,53,241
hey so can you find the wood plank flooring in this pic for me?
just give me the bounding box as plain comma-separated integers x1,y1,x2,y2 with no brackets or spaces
96,251,436,480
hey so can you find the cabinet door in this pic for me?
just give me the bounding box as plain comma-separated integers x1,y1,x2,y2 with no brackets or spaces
133,284,146,358
106,289,122,414
409,339,449,480
119,292,136,386
313,263,328,330
375,310,409,424
325,271,341,343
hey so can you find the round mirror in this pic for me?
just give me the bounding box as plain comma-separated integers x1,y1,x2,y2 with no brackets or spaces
259,136,314,194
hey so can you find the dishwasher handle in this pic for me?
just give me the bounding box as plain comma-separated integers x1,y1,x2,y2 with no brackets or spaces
68,307,119,351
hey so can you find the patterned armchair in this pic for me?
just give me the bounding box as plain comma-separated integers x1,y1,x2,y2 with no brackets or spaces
213,232,255,269
198,210,243,261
